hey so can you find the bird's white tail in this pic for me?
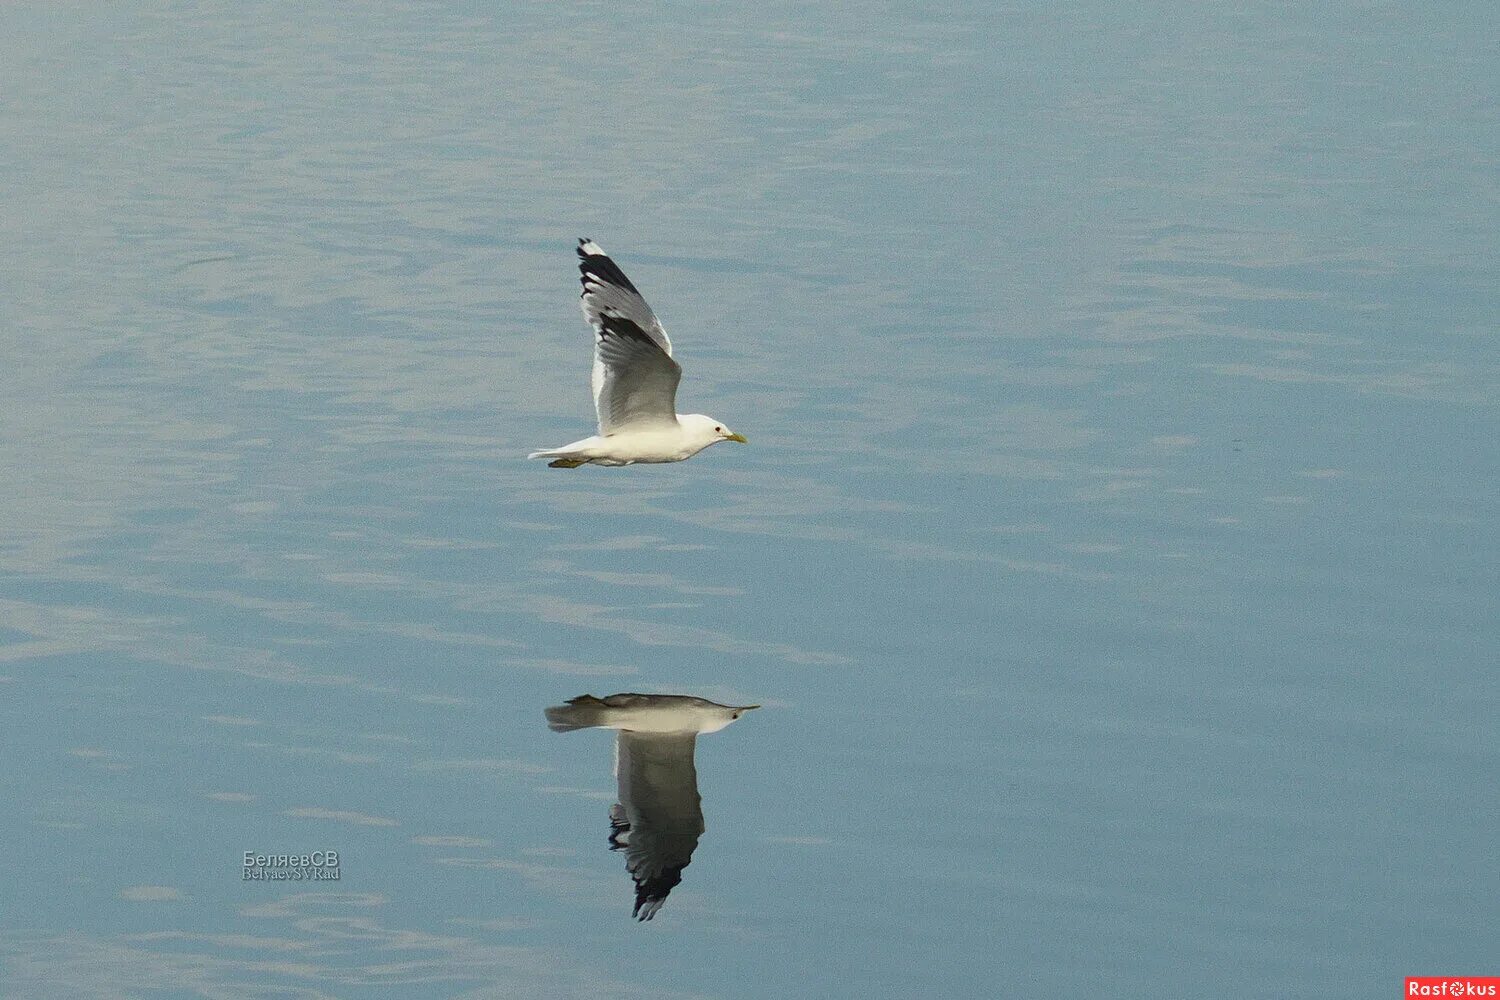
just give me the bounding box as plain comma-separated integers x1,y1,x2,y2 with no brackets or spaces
545,695,608,732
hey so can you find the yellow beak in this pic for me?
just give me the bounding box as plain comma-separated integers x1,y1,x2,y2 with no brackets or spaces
725,432,749,444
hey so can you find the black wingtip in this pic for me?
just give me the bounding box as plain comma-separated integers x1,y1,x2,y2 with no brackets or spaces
576,241,643,295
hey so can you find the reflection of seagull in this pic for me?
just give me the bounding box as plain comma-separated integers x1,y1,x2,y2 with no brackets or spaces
527,240,748,468
545,694,758,921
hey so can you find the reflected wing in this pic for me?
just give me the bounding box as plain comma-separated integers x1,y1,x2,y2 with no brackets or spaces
577,240,681,433
612,732,704,921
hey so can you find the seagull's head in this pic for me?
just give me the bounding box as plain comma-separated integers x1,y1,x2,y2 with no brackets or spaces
682,414,748,448
702,703,760,733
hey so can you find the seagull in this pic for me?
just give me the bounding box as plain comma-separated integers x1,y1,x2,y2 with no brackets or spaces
545,693,759,920
528,240,748,468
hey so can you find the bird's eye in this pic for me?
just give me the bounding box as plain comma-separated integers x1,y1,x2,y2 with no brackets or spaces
715,426,723,433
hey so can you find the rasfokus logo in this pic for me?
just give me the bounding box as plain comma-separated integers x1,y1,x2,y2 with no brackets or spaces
1406,979,1500,997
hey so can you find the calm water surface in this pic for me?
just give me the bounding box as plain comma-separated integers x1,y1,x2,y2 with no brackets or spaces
2,3,1496,998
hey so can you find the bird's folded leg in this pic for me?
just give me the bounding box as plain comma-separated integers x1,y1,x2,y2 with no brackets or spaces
548,458,586,469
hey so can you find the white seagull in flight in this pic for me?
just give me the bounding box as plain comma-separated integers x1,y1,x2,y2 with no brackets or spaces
528,240,748,468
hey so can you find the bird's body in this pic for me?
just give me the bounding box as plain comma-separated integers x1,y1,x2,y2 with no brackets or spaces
545,692,757,735
529,416,728,468
528,240,747,468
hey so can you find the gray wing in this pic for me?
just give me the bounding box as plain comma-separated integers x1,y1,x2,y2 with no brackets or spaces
577,240,681,433
611,732,704,921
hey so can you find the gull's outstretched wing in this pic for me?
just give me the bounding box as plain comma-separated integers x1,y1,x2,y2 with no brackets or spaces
577,240,681,434
611,731,704,921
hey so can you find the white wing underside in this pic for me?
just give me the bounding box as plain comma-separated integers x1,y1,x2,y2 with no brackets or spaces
578,241,682,434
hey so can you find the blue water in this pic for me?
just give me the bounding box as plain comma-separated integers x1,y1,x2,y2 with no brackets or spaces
2,2,1496,997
